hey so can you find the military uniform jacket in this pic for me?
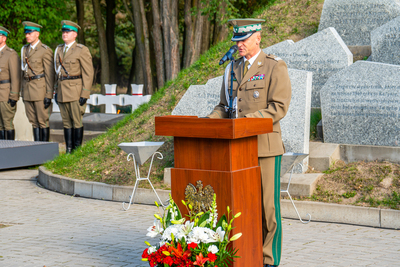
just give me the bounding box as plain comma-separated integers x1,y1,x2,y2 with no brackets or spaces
209,50,292,157
55,42,93,103
21,41,55,101
0,45,20,102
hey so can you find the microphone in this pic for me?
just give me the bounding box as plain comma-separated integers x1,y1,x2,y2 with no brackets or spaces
219,45,238,65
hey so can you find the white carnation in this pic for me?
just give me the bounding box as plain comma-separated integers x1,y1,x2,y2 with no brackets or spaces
208,245,219,254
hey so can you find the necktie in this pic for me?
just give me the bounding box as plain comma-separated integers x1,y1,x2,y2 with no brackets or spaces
64,46,69,57
243,60,250,77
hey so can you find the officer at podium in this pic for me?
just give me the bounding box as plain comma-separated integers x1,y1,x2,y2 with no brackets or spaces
21,21,54,142
0,26,20,140
54,20,93,153
208,19,292,267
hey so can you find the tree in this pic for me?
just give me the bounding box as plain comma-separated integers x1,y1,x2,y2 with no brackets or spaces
0,0,67,50
162,0,180,80
150,0,165,89
106,0,118,84
76,0,86,45
92,0,110,94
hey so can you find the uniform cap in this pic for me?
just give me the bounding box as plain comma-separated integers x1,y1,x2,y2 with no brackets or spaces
228,18,265,41
61,20,81,32
22,21,42,34
0,26,10,37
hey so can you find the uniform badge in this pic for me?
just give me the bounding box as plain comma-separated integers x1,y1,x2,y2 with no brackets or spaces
258,61,262,66
253,91,260,99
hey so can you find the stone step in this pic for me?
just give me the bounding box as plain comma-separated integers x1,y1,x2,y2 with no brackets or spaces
163,168,323,197
50,129,105,143
49,113,126,131
309,141,340,171
281,173,323,197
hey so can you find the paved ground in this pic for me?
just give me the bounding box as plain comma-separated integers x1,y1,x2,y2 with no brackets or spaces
1,169,400,267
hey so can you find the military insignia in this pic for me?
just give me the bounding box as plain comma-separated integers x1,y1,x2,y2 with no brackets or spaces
253,91,260,99
258,61,262,66
185,180,215,215
248,74,265,81
275,57,282,61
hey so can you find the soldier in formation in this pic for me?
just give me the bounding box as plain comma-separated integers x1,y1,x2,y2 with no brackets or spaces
0,26,20,140
21,21,54,142
54,20,93,153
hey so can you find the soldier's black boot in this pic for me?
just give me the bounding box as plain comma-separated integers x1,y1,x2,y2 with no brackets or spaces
6,130,15,140
41,127,50,142
0,130,5,140
64,128,74,154
73,127,84,151
33,128,40,141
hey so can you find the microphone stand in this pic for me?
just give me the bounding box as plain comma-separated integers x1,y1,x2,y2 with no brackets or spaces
228,57,236,119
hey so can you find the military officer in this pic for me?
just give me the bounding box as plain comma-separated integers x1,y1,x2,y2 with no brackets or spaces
54,20,93,153
0,26,20,140
208,19,291,267
21,21,54,141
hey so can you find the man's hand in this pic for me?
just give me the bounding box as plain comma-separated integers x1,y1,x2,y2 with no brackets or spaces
44,98,52,109
79,97,87,106
7,99,16,108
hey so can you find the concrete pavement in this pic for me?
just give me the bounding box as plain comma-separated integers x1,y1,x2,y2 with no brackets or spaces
1,169,400,266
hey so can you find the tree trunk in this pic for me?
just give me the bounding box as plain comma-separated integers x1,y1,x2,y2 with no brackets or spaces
201,14,210,54
92,0,109,94
162,0,180,80
131,0,153,95
212,1,228,45
150,0,165,89
192,0,204,61
106,0,118,84
75,0,85,45
182,0,194,69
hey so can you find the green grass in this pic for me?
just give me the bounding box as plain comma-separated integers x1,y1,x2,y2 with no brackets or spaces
310,108,322,140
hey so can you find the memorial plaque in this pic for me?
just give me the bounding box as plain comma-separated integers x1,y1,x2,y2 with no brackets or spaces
172,68,312,173
371,16,400,65
263,27,352,107
321,61,400,147
318,0,400,46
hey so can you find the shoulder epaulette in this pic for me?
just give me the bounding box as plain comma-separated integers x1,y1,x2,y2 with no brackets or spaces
57,44,64,47
266,54,282,62
41,44,49,49
77,44,84,48
7,47,14,51
23,44,30,47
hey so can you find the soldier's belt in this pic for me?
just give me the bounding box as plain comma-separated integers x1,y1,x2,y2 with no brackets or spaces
0,80,10,84
59,75,82,81
25,74,45,82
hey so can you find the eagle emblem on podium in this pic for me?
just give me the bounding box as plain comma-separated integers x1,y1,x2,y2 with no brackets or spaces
185,180,214,214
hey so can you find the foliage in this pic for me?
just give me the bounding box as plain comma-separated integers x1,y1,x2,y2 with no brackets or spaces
0,0,69,51
310,108,322,140
142,194,241,267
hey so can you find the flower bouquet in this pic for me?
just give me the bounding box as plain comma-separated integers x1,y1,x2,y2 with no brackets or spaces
142,194,242,267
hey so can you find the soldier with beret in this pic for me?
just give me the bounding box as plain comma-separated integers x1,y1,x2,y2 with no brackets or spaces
208,19,292,267
54,20,93,153
21,21,54,141
0,26,20,140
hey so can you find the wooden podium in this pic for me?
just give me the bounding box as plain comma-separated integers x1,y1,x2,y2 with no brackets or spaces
155,116,273,266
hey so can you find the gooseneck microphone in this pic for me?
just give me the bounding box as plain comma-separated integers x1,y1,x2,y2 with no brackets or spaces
219,45,238,65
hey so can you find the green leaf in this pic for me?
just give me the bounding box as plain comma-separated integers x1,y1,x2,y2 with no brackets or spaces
216,214,227,229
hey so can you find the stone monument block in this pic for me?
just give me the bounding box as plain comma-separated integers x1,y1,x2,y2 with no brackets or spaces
371,16,400,65
318,0,400,46
172,68,312,173
172,77,222,117
321,61,400,147
263,27,352,107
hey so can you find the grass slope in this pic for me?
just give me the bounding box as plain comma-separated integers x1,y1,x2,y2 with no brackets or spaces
44,0,324,190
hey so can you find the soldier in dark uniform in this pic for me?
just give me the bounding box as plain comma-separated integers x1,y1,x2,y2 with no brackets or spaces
0,26,20,140
54,21,93,153
208,19,292,267
21,21,54,141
